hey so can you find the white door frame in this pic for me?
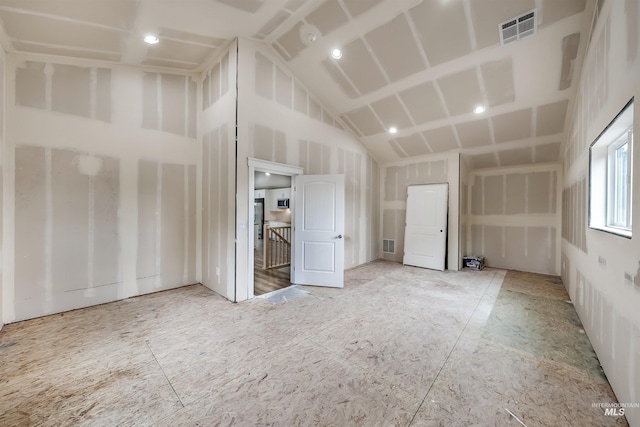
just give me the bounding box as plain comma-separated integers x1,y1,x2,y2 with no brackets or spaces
247,158,303,298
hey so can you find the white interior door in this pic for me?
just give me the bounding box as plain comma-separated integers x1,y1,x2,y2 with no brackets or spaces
293,175,345,287
403,183,448,271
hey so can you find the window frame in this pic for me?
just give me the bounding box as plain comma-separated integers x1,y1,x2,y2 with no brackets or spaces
606,131,632,230
588,98,634,238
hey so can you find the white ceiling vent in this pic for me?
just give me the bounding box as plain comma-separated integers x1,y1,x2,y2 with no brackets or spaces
499,9,537,46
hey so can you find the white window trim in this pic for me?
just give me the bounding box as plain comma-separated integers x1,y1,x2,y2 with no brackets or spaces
589,98,634,238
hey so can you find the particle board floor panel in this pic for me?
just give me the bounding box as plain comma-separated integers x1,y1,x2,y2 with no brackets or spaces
0,262,629,426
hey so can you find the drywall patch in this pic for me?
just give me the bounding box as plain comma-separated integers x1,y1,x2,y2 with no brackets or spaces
16,61,46,109
15,146,47,304
52,64,91,118
136,160,158,289
74,155,102,176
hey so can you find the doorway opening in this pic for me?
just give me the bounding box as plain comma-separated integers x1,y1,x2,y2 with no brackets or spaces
253,171,292,295
247,159,303,298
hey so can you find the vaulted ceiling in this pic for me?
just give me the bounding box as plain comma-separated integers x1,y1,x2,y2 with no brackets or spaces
0,0,595,167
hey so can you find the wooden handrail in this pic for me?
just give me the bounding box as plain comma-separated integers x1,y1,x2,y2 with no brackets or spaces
263,225,292,270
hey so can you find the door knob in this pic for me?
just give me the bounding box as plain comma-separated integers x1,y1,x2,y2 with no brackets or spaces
336,234,343,239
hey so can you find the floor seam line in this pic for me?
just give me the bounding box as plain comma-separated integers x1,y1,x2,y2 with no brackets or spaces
145,339,186,408
408,272,503,426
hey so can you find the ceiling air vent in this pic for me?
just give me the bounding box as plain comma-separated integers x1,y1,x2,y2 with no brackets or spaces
500,9,537,46
383,239,395,254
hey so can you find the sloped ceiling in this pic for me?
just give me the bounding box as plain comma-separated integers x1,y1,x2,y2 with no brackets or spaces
0,0,595,167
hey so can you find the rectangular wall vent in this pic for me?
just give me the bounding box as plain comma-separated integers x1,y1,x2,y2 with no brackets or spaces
383,239,395,254
500,9,537,46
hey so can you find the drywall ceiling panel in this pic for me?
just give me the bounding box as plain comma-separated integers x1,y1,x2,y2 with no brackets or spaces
12,41,121,62
469,0,535,49
276,21,306,59
536,99,569,136
399,81,447,124
540,0,586,26
285,0,306,12
0,0,137,29
422,126,457,153
409,0,473,66
141,58,197,70
498,147,533,166
471,153,499,169
390,141,407,158
255,10,290,37
216,0,264,14
481,58,515,107
370,95,413,130
343,0,383,18
321,59,359,98
0,11,124,52
340,114,363,137
159,28,225,47
305,0,349,36
396,134,429,157
338,38,387,94
559,33,581,90
455,119,492,148
535,142,561,163
365,14,426,82
491,108,532,143
345,105,384,136
148,38,215,64
437,68,483,116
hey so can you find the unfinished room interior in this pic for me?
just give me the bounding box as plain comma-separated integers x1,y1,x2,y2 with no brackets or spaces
0,0,638,425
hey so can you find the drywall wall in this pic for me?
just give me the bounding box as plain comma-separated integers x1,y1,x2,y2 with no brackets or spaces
561,0,640,424
381,152,460,270
200,44,237,300
4,55,199,323
0,49,4,331
235,38,380,301
467,164,562,275
459,156,470,269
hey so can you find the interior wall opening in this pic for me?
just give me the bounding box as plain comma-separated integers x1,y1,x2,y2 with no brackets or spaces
246,158,303,299
253,171,293,296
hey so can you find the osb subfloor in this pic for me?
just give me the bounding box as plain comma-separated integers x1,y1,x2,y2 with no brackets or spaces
0,261,628,426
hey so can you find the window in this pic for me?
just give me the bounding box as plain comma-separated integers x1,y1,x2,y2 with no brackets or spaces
589,98,634,237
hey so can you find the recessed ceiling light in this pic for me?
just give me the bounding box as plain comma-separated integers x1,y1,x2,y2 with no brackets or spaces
144,34,159,45
265,172,271,176
331,48,342,59
473,105,486,114
388,126,398,134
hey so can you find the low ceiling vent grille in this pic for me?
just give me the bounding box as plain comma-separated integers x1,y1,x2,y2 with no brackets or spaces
500,9,537,46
